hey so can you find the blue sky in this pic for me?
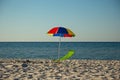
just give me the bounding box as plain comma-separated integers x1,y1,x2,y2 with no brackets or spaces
0,0,120,42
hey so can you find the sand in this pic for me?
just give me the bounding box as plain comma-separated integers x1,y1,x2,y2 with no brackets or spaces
0,59,120,80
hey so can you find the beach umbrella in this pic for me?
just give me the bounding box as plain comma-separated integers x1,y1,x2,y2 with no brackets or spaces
47,27,75,59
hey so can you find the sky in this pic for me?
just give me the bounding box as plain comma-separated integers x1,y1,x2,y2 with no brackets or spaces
0,0,120,42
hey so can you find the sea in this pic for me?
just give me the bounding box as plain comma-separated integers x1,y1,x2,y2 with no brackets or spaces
0,42,120,60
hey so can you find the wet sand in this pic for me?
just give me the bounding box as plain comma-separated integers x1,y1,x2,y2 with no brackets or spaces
0,59,120,80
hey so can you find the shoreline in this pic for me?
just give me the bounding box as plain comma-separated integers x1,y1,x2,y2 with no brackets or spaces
0,59,120,80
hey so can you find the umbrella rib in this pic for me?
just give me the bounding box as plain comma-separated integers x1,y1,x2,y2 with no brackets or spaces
55,27,59,34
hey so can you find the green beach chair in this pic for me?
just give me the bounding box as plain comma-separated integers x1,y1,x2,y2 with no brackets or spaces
54,50,75,62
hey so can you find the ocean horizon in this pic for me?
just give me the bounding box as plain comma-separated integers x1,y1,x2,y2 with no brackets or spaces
0,42,120,60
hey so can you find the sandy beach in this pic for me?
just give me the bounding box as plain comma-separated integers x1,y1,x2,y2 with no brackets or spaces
0,59,120,80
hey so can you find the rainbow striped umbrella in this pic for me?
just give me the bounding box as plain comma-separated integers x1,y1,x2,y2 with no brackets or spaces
47,27,75,59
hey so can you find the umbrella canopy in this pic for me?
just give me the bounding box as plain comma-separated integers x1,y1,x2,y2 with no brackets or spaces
47,27,75,37
47,27,75,59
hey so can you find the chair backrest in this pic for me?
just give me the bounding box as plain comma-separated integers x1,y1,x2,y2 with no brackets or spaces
59,50,75,61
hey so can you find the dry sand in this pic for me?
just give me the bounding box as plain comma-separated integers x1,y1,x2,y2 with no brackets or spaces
0,59,120,80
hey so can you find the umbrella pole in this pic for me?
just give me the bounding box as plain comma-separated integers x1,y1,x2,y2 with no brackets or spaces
58,37,61,59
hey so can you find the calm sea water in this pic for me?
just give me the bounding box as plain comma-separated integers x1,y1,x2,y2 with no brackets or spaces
0,42,120,60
